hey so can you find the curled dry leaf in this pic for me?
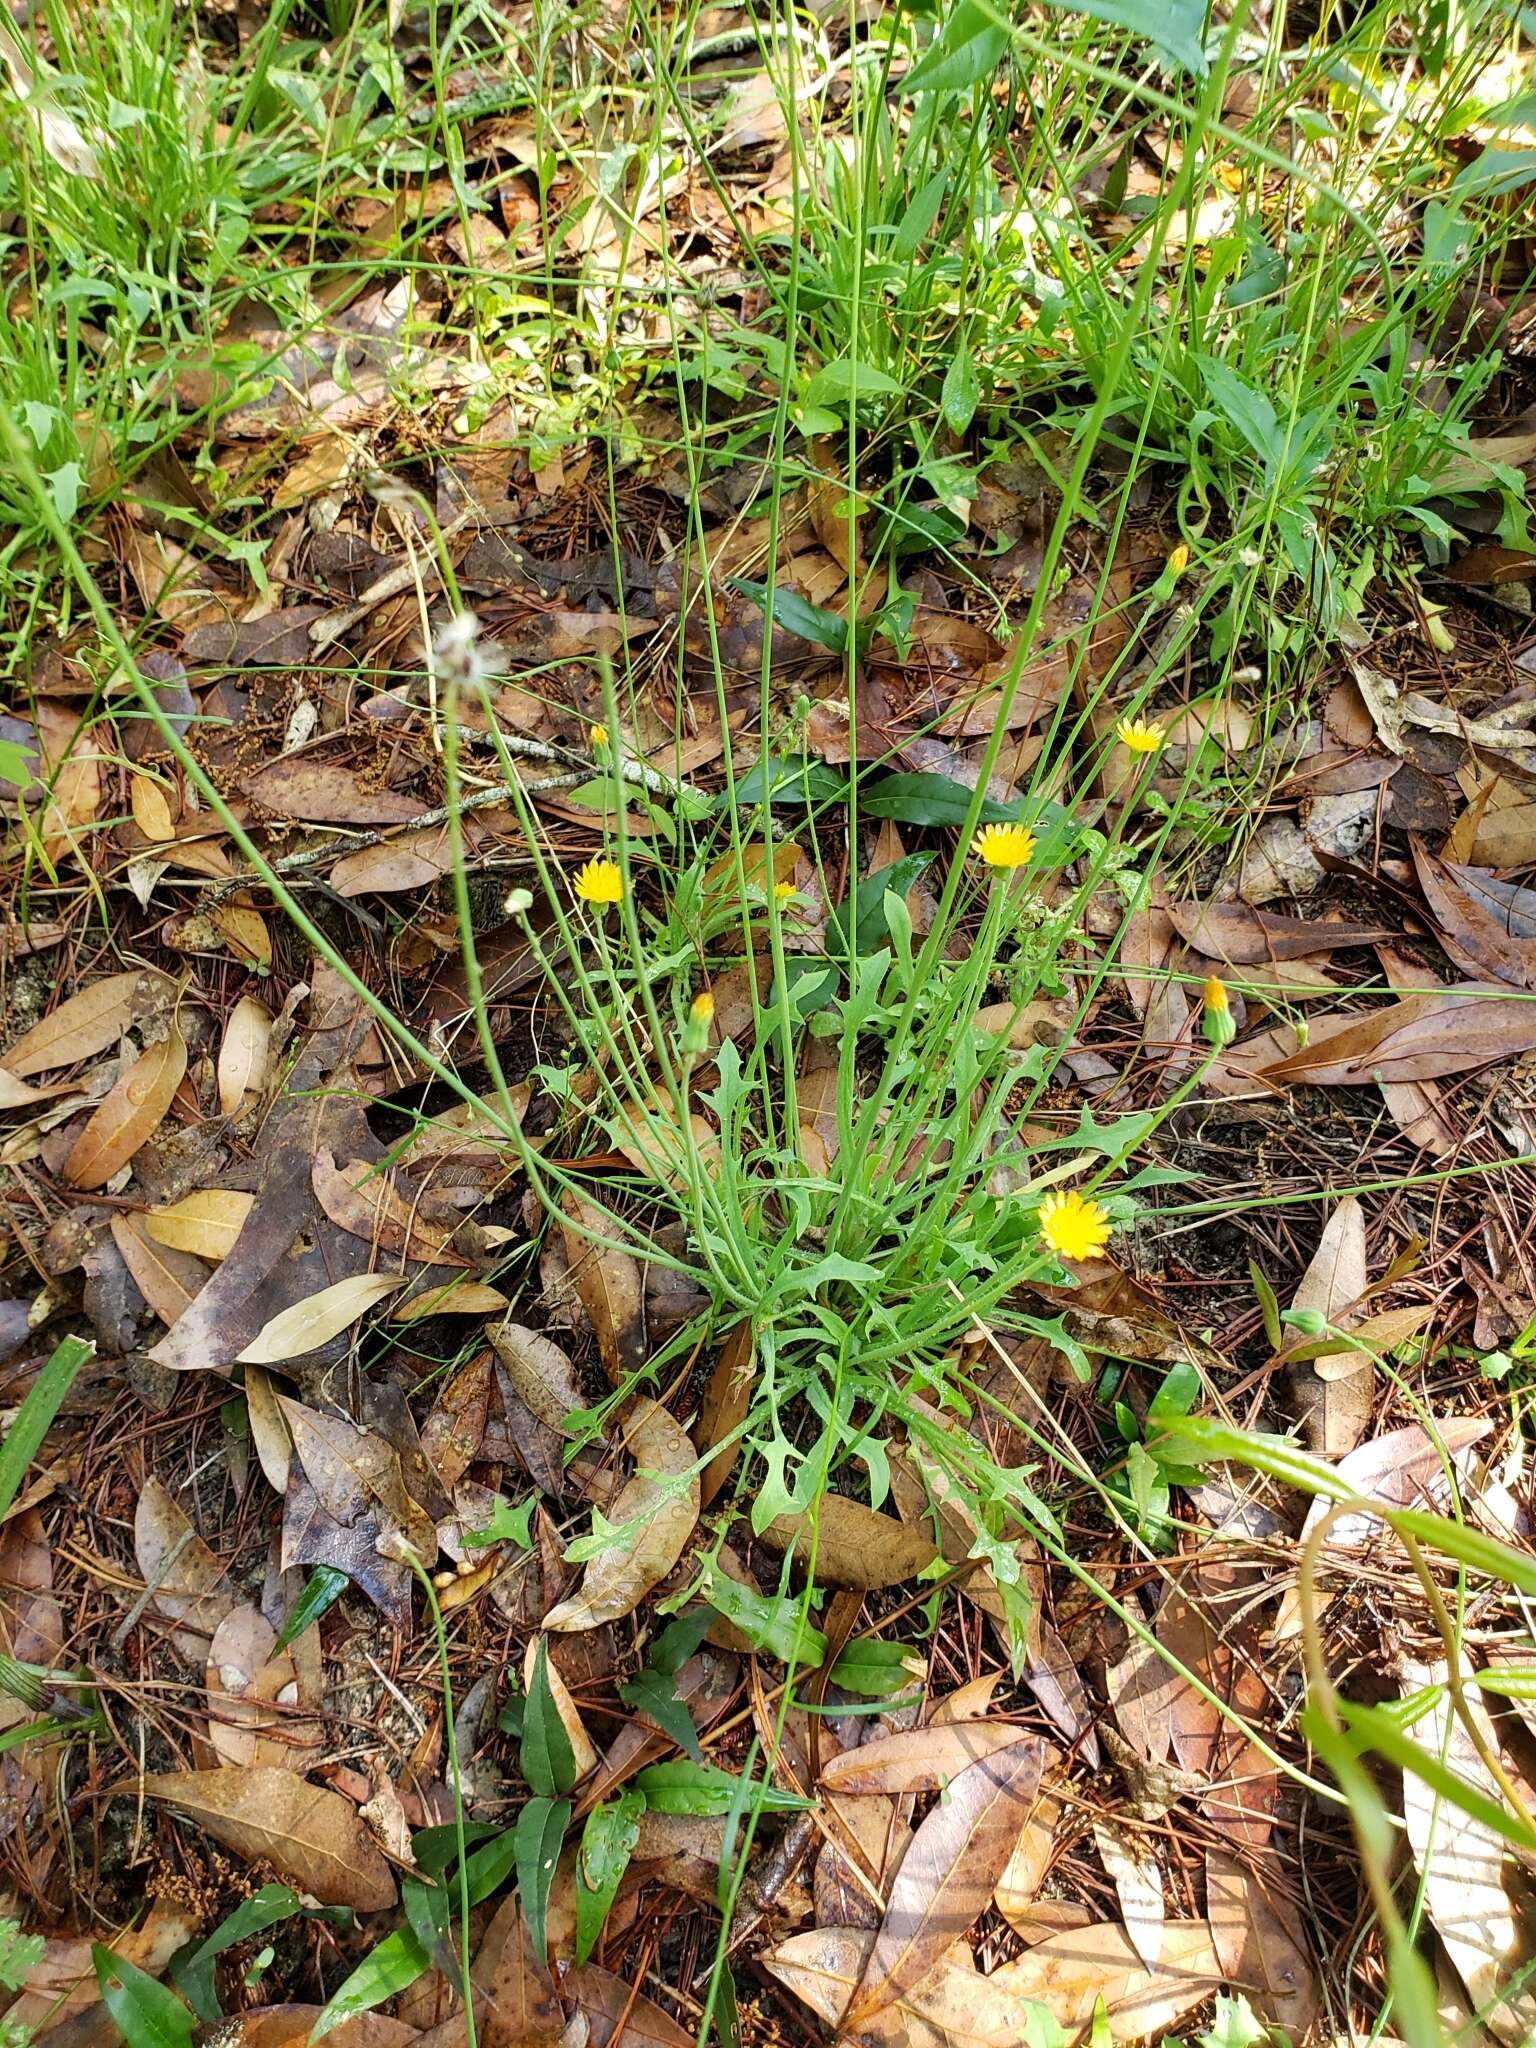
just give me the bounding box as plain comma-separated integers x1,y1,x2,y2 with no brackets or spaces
764,1926,1035,2048
109,1211,208,1326
1259,987,1536,1086
218,995,273,1114
143,1189,256,1262
245,1364,293,1494
562,1962,693,2048
1093,1822,1165,1970
1288,1194,1372,1457
543,1400,700,1632
62,1026,187,1188
758,1494,940,1591
312,1151,468,1266
133,1474,233,1658
124,1767,397,1911
990,1919,1225,2042
1399,1655,1536,2048
694,1319,754,1509
820,1722,1039,1797
1205,1849,1318,2036
847,1736,1045,2026
491,1323,586,1436
237,1272,407,1365
1,970,162,1078
559,1194,645,1383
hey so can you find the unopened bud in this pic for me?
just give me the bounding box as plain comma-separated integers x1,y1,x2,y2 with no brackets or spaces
1202,976,1236,1049
681,990,715,1057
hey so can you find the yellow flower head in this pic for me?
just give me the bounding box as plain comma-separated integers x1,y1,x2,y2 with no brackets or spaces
1037,1189,1113,1262
590,722,609,749
572,856,624,907
1167,542,1190,577
972,822,1036,869
1203,975,1236,1050
773,878,797,902
690,991,715,1024
1115,716,1165,756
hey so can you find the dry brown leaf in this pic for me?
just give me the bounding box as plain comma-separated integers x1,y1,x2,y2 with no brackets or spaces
1399,1655,1536,2047
490,1324,585,1436
125,1767,397,1910
206,1605,314,1771
312,1151,468,1266
143,1189,256,1262
562,1963,692,2048
1093,1823,1165,1969
544,1400,699,1631
480,1898,562,2048
199,2008,416,2048
1205,1849,1318,2035
278,1398,435,1562
1165,902,1392,965
237,1272,406,1365
820,1722,1038,1797
1412,844,1536,991
990,1920,1223,2040
109,1211,209,1326
6,1905,200,2036
995,1786,1063,1932
559,1195,645,1382
1259,987,1536,1085
1288,1195,1371,1457
133,1474,233,1657
848,1737,1045,2025
764,1926,1033,2048
394,1280,508,1321
240,759,426,825
245,1364,293,1494
695,1319,754,1509
62,1026,187,1188
218,995,273,1114
758,1494,940,1591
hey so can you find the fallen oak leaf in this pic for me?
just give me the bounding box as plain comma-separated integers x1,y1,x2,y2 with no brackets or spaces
758,1494,940,1591
63,1026,188,1188
218,994,273,1114
1288,1195,1372,1457
1165,901,1394,965
988,1919,1224,2041
763,1926,1036,2048
1,969,168,1077
116,1768,397,1911
1258,987,1536,1085
558,1194,646,1383
543,1401,700,1632
312,1151,469,1267
143,1189,256,1262
847,1736,1046,2026
490,1323,586,1436
238,1273,407,1365
819,1722,1039,1797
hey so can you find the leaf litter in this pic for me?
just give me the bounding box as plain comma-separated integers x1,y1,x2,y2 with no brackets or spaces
6,4,1536,2045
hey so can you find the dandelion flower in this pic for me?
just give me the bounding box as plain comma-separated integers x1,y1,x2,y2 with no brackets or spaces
572,856,624,906
1203,975,1236,1050
1037,1189,1113,1261
690,991,715,1024
1115,716,1165,755
972,822,1036,869
590,723,609,748
773,879,797,902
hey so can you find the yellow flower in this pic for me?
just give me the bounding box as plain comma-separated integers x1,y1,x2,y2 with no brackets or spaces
773,879,797,902
1115,716,1165,755
1037,1189,1113,1261
1167,542,1190,577
690,992,715,1023
1203,975,1236,1050
572,857,624,906
681,989,714,1057
971,822,1036,869
590,723,609,748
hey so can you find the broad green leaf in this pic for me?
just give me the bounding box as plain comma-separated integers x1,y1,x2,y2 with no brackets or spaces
828,1638,926,1700
309,1928,430,2041
1341,1699,1536,1855
575,1791,644,1964
0,738,35,790
799,358,907,411
860,772,1016,829
891,171,949,260
904,1,1010,92
515,1795,572,1962
619,1667,705,1763
702,1570,827,1668
464,1493,536,1549
521,1640,577,1798
1198,355,1281,468
1044,0,1207,72
731,754,848,808
941,350,981,434
92,1945,194,2048
793,853,938,1017
730,576,847,653
171,1884,305,2021
275,1565,348,1651
635,1760,814,1816
647,1607,715,1677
